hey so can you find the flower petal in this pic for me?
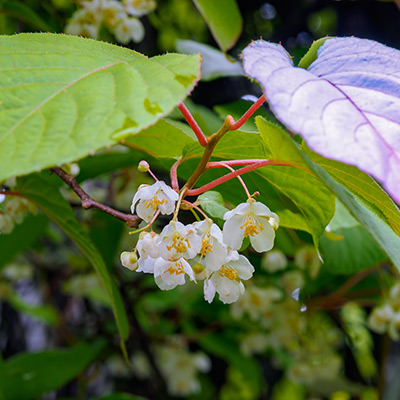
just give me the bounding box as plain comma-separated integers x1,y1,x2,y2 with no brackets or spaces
222,214,245,250
249,217,276,252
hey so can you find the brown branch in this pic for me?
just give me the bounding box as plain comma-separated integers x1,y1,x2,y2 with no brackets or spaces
51,167,141,228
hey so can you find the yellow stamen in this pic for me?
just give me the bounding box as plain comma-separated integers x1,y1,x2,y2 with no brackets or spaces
165,261,186,275
144,196,167,211
219,266,238,281
200,235,213,256
240,217,264,237
166,233,191,253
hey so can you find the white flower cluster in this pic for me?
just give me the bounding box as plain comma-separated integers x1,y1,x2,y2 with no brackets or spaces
368,282,400,340
121,181,279,304
130,337,211,397
65,0,156,44
155,338,211,397
0,195,37,234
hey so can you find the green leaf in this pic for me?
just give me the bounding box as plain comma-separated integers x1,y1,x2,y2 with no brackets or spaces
199,333,262,397
320,200,387,274
198,190,229,222
123,118,196,159
0,340,106,400
320,226,387,275
303,150,400,270
192,0,242,51
1,1,54,31
0,212,48,269
297,37,329,69
255,117,335,245
0,33,200,182
16,173,130,341
7,292,59,326
179,121,334,244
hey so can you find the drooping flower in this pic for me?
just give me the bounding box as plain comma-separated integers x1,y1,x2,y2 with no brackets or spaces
153,257,195,290
157,221,202,261
113,16,145,44
194,219,228,271
131,181,179,223
123,0,156,17
223,199,279,253
120,251,138,271
136,231,159,273
206,253,255,304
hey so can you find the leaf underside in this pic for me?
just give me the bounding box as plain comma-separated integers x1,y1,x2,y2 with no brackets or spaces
243,37,400,204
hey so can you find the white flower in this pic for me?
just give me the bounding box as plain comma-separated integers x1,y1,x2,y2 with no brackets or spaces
123,0,156,17
136,231,159,273
208,253,255,304
65,8,100,39
153,257,195,290
131,181,179,223
368,304,393,334
223,199,279,253
261,249,288,273
194,219,228,271
158,221,202,261
120,251,138,271
0,213,14,234
113,16,145,44
101,0,126,28
231,285,283,320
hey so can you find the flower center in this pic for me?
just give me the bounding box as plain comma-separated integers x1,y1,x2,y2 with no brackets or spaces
165,261,186,276
219,266,238,281
200,235,213,256
240,217,264,237
166,233,191,253
144,196,167,211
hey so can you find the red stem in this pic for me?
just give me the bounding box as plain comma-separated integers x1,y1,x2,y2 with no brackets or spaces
207,159,267,168
186,160,291,196
227,94,266,131
170,158,183,191
178,103,207,147
218,162,251,198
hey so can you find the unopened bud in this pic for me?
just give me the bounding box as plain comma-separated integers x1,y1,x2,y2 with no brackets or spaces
192,262,205,275
120,251,138,271
138,160,150,172
269,217,279,231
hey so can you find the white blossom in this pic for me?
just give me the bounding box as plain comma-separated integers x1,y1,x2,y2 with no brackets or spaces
157,221,202,261
194,219,228,271
208,253,255,304
223,199,279,253
120,251,138,271
123,0,156,17
153,257,195,290
262,249,288,272
114,16,145,44
131,181,179,223
136,231,159,273
0,213,14,234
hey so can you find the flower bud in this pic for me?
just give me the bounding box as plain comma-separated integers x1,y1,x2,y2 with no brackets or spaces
138,160,150,172
261,249,287,273
120,251,138,271
192,262,205,275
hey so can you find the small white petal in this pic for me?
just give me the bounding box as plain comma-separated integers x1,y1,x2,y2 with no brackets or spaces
204,279,216,303
229,255,254,280
223,214,245,250
223,203,249,220
249,217,276,252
